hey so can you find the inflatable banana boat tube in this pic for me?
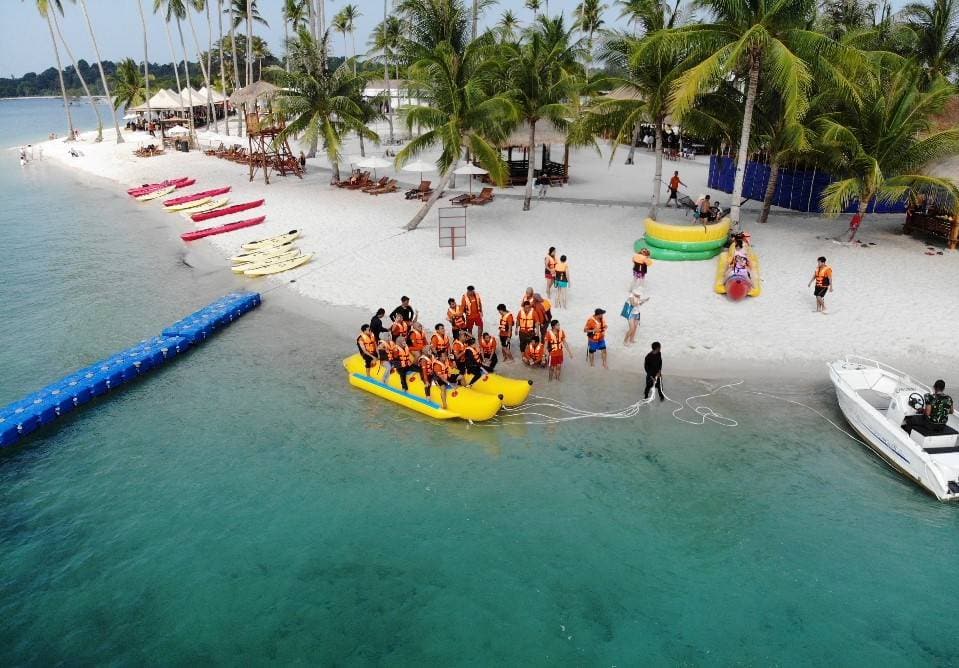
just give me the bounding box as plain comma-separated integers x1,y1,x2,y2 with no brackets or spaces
714,248,762,300
461,370,532,406
639,218,731,261
343,354,503,421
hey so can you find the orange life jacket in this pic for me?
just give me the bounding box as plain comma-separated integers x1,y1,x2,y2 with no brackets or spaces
518,309,536,332
419,354,434,377
499,312,514,335
408,329,427,351
393,344,412,367
451,339,467,362
461,293,483,317
542,298,552,312
545,329,566,352
585,316,607,342
390,320,410,339
526,342,544,362
480,337,496,356
432,359,449,379
553,262,568,280
357,332,377,356
448,307,466,329
431,332,450,353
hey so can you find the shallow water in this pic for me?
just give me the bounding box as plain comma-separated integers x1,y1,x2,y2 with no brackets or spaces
2,99,958,665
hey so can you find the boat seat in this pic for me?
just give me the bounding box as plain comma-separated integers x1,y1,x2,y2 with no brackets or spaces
856,389,889,411
907,421,959,452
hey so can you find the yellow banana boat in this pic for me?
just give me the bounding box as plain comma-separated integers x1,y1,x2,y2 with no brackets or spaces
714,246,762,299
459,369,532,407
645,217,731,243
343,353,503,421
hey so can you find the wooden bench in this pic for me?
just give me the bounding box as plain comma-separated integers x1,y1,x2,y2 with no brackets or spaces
904,212,959,250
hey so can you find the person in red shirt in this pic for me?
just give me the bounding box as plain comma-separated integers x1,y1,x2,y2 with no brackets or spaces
847,211,863,242
665,170,686,207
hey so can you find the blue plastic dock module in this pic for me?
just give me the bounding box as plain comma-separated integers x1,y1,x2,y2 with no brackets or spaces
0,292,260,449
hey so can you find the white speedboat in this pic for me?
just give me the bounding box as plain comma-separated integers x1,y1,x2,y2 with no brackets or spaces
829,356,959,501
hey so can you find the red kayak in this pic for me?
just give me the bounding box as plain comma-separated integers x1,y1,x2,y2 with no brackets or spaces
181,216,266,241
163,187,231,207
191,199,264,222
127,177,190,196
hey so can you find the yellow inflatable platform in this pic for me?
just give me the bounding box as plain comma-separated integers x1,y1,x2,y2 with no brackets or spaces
343,354,504,422
465,370,532,406
714,246,762,298
645,217,731,243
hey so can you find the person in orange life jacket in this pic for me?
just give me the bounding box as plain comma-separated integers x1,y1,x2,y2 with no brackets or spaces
532,293,550,340
479,332,499,371
447,298,467,340
389,295,415,323
519,287,535,310
450,330,470,366
544,320,573,382
407,322,428,361
552,255,569,308
807,256,834,314
462,336,488,386
516,301,538,353
496,304,515,362
460,285,484,338
390,313,411,341
584,308,609,369
430,323,452,356
544,246,557,298
383,336,414,391
631,248,652,292
417,346,435,396
523,335,547,368
370,307,389,340
430,351,461,410
356,324,378,375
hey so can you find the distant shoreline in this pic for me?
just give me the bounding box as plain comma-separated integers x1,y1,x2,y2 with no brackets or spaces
0,95,110,101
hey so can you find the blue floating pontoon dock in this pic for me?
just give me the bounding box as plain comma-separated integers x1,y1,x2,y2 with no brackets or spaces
0,292,261,448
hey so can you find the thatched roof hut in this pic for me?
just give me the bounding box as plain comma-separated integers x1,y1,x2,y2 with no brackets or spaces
230,81,279,107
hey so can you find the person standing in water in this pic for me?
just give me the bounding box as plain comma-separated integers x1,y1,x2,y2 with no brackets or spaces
644,342,665,401
544,247,557,298
553,255,569,308
807,256,833,313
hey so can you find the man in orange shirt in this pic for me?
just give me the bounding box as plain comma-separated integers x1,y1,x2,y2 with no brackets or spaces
665,170,686,207
807,256,834,313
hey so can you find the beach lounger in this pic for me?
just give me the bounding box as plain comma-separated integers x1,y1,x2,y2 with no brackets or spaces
362,176,389,193
405,181,432,200
677,194,698,216
449,193,471,206
344,172,371,190
469,187,495,205
369,179,398,195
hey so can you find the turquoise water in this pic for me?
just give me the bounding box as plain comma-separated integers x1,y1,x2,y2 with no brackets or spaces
2,99,958,665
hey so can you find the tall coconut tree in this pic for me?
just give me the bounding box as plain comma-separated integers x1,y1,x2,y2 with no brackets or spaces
137,0,154,130
49,5,104,141
575,0,607,77
902,0,959,84
226,0,267,84
183,0,217,130
155,0,197,140
497,9,522,42
74,0,124,142
30,0,75,139
112,58,150,110
525,0,541,22
371,13,404,144
645,0,862,224
284,0,308,71
397,1,515,231
818,66,959,240
502,16,583,210
216,0,230,134
273,28,379,182
332,11,350,63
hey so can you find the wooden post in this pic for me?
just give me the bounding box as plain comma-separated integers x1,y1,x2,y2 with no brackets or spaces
950,217,958,250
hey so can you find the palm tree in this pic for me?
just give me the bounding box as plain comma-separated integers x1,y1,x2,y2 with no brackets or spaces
503,17,582,210
49,4,103,141
183,0,217,131
497,9,521,42
646,0,861,224
397,1,515,230
155,0,196,140
217,0,229,134
575,0,607,77
902,0,959,84
284,0,308,70
341,4,361,71
525,0,541,22
251,36,271,80
30,0,74,139
227,0,241,96
332,11,350,63
138,0,153,128
226,0,268,84
112,58,150,110
273,29,378,182
371,13,404,144
818,66,959,239
74,0,124,142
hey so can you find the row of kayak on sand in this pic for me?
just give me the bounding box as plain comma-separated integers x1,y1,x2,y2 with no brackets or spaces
126,177,313,275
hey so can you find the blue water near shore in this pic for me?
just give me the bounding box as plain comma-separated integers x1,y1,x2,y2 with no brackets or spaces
2,98,958,665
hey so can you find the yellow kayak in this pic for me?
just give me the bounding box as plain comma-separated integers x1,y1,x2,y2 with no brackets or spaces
343,354,503,421
136,185,176,202
230,242,297,263
165,196,211,212
242,253,313,276
645,217,731,243
180,197,229,216
460,370,532,407
242,230,300,251
231,248,301,273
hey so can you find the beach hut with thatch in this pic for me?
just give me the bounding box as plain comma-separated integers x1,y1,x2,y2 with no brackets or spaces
494,120,570,186
228,81,299,184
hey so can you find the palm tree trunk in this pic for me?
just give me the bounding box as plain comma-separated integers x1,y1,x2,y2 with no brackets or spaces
758,159,779,224
51,8,103,142
137,0,152,129
730,54,760,224
625,120,640,164
78,0,124,143
218,0,230,135
472,0,478,41
307,0,316,41
246,0,253,85
407,168,453,230
284,19,290,72
176,18,197,142
206,0,218,133
229,4,240,94
46,13,75,140
523,121,537,211
164,20,183,101
186,9,214,130
649,118,664,220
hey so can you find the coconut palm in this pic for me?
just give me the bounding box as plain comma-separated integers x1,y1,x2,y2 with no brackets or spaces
525,0,541,21
49,5,103,141
370,13,405,144
227,0,241,94
284,0,308,70
502,17,583,210
645,0,862,224
575,0,607,77
73,0,124,142
112,58,150,110
155,0,196,139
29,0,74,139
137,0,153,127
183,0,217,131
340,4,362,71
817,66,959,239
902,0,959,84
226,0,268,84
332,12,350,62
497,9,522,42
397,1,515,230
251,36,272,80
217,0,229,134
272,29,379,182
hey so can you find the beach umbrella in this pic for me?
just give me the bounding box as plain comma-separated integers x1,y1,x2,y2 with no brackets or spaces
401,159,436,183
167,125,190,135
122,113,138,120
453,162,489,194
357,155,391,178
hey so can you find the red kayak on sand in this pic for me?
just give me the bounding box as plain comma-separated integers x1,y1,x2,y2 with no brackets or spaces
163,187,231,207
191,199,264,222
180,216,266,241
127,177,190,196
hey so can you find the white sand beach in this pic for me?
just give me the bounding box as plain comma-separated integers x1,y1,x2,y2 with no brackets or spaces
36,127,959,379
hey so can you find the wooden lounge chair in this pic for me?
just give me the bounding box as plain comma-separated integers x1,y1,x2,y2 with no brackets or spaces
449,193,471,206
677,194,698,216
405,181,431,200
369,179,398,195
344,172,371,190
362,176,389,193
469,187,495,205
336,171,363,188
